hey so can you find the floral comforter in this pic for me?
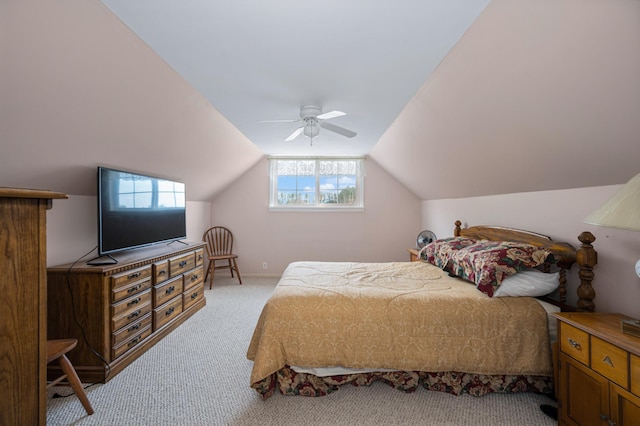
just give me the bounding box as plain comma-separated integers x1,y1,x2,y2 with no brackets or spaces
246,261,553,397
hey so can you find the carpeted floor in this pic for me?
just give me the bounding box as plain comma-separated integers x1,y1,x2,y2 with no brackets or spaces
46,277,557,425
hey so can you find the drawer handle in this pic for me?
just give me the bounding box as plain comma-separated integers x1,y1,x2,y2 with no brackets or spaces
191,274,199,282
602,356,614,367
127,284,141,293
127,297,141,306
127,310,141,320
128,272,141,279
179,260,188,267
158,269,167,276
165,307,175,316
198,254,203,260
567,338,582,350
127,323,140,332
165,286,175,295
191,292,199,300
128,336,141,347
600,413,616,426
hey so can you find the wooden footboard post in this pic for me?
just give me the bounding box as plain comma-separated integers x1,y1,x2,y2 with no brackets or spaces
454,220,462,237
576,231,597,312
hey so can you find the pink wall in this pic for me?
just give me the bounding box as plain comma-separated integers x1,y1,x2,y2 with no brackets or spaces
422,186,640,318
210,157,422,276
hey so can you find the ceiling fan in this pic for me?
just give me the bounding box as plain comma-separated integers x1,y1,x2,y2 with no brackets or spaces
261,105,357,144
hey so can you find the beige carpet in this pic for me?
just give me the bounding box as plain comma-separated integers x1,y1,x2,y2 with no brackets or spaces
46,276,556,426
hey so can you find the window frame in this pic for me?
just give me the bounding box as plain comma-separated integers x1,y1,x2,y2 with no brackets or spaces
268,156,365,211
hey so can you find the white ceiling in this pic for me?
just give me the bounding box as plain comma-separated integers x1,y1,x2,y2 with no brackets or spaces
101,0,491,156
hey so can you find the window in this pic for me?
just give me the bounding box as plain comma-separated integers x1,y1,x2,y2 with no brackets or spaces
269,157,365,210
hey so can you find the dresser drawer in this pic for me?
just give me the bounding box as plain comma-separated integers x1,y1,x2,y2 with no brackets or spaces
591,336,629,388
153,259,170,284
111,266,152,301
111,277,151,304
153,275,183,307
560,322,590,366
111,289,152,326
112,299,152,332
195,248,205,266
169,252,195,277
153,296,183,331
183,282,205,311
183,265,204,291
631,354,640,396
112,313,152,347
112,325,152,359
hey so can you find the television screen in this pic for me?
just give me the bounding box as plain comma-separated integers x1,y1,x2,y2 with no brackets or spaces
97,167,186,256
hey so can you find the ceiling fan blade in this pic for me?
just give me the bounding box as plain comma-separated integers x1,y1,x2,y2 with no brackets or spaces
284,127,304,141
259,119,298,123
320,121,357,138
317,110,346,120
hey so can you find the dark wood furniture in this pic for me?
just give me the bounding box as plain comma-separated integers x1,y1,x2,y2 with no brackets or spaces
46,339,94,415
202,226,242,288
47,242,206,383
554,312,640,425
0,187,67,426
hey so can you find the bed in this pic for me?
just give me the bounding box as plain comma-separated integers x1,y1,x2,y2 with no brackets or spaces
246,221,598,399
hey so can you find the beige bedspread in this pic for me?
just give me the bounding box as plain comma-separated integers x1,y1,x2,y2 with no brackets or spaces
247,261,552,387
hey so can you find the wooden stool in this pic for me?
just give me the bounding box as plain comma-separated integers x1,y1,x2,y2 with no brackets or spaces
46,339,94,415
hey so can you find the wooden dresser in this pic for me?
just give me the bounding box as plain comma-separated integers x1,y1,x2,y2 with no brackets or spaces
47,242,206,382
553,312,640,425
0,188,67,426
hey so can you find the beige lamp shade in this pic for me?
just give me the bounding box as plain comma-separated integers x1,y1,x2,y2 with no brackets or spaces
584,174,640,231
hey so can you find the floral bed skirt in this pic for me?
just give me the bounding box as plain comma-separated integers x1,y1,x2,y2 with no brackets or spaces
252,366,553,399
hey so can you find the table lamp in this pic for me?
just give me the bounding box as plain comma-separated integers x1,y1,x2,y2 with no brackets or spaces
584,173,640,335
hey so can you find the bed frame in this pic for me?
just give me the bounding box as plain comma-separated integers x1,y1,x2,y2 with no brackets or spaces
249,220,599,399
454,220,597,312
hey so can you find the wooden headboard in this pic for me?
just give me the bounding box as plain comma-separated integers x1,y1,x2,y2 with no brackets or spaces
453,220,598,312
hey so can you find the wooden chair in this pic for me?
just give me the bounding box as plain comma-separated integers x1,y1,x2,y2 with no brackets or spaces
47,339,94,415
202,226,242,289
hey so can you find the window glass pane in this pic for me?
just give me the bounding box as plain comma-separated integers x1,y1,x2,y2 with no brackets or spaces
270,157,363,209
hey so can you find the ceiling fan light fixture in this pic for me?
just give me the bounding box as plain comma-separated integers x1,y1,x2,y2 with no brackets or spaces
303,121,320,139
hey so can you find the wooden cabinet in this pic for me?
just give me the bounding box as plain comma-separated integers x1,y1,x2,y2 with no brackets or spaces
47,242,206,382
408,248,419,262
0,188,66,426
554,313,640,425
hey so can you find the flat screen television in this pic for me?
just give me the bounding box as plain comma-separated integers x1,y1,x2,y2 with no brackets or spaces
95,167,186,262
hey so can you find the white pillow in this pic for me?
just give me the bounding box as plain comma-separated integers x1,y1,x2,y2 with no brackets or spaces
493,269,559,297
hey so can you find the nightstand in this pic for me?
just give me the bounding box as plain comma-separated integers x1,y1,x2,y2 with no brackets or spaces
407,248,419,262
553,312,640,425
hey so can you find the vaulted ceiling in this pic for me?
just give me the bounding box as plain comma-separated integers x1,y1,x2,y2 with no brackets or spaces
2,0,639,201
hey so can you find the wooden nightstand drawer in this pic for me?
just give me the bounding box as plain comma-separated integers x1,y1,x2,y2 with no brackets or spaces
560,322,590,365
632,354,640,396
153,296,183,330
592,336,628,388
